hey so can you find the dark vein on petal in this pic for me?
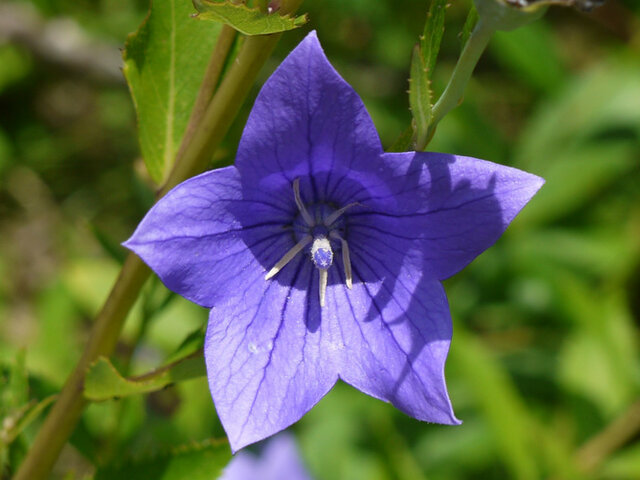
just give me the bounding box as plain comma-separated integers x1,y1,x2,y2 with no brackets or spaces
238,258,304,440
349,259,431,396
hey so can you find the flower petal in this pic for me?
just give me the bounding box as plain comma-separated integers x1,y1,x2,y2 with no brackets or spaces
221,434,312,480
235,31,383,205
350,151,544,280
327,239,459,424
205,256,340,451
124,166,291,307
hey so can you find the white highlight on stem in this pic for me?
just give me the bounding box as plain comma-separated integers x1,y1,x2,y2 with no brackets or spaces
265,235,312,280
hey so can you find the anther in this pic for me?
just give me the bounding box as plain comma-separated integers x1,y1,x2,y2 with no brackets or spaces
293,178,315,227
330,231,352,289
265,235,313,280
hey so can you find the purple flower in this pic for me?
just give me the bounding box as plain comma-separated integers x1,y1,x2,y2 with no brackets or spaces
124,31,543,451
220,434,313,480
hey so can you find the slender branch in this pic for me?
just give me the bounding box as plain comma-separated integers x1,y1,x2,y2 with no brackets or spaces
575,399,640,472
175,25,237,162
14,2,303,478
426,17,494,139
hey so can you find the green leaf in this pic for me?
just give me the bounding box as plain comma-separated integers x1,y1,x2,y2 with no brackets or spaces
123,0,222,183
460,5,478,50
553,273,640,415
166,326,205,363
515,58,640,172
387,124,415,153
94,438,230,480
450,327,583,479
514,141,636,226
420,0,447,79
490,22,565,93
409,0,447,149
89,224,127,265
409,45,432,149
1,350,28,412
1,395,57,447
194,0,308,36
84,350,205,401
450,328,539,480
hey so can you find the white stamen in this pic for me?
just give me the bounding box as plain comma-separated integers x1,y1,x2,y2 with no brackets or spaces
318,269,328,307
330,231,352,289
293,178,315,227
265,235,313,280
324,202,360,226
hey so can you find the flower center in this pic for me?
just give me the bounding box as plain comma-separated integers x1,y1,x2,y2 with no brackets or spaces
264,178,357,307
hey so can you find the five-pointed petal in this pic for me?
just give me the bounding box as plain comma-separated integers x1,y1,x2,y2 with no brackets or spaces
124,31,543,451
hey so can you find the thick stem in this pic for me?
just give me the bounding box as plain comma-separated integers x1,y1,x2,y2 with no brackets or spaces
426,17,494,138
13,254,150,480
14,2,302,477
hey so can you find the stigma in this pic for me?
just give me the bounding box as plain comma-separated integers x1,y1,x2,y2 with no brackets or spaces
264,178,357,307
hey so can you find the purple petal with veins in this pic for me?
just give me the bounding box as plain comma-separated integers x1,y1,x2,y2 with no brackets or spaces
124,31,544,451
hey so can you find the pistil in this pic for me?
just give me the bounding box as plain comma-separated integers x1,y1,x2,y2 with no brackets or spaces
265,178,356,307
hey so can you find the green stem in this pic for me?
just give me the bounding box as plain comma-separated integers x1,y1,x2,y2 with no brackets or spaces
14,254,150,480
426,17,494,140
14,2,302,478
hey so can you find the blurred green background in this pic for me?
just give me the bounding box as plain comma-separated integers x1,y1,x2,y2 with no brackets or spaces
1,0,639,479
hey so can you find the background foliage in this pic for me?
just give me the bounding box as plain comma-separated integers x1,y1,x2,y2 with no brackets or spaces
1,0,639,478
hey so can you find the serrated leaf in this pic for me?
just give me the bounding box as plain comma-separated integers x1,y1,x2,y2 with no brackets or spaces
460,5,478,50
421,0,448,77
84,350,205,401
194,0,308,36
409,45,433,149
410,0,447,149
94,438,230,480
123,0,222,183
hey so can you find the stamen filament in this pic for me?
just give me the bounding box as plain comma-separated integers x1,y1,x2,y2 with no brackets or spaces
318,268,328,307
265,234,312,280
330,231,352,289
324,202,360,226
293,178,315,227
